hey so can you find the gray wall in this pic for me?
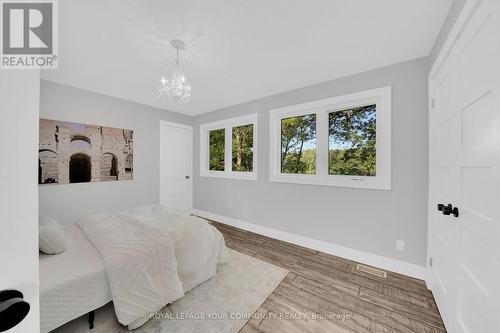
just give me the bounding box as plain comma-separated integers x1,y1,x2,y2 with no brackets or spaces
39,80,192,224
194,58,430,266
40,58,431,265
429,0,467,66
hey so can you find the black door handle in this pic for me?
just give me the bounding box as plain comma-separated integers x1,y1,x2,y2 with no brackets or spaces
437,203,459,218
442,204,453,215
0,290,30,332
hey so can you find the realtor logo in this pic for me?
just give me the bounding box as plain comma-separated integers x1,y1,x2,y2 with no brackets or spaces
1,0,58,69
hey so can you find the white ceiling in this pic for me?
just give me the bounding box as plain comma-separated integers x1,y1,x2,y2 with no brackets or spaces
42,0,453,116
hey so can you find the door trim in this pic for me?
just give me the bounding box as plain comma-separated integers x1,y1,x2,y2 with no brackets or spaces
159,120,193,212
429,0,479,79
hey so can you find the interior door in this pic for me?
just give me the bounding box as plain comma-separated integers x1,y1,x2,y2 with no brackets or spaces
428,0,500,332
159,121,193,212
0,71,41,332
429,53,461,331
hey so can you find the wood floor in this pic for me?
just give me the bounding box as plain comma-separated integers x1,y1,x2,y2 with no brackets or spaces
208,221,446,333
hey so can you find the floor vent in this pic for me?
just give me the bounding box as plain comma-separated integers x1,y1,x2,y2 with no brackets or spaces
356,264,387,278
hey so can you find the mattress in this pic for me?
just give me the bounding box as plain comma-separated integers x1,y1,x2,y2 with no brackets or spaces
39,224,112,333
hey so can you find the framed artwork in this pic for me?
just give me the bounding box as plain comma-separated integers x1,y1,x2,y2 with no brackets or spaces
39,118,133,184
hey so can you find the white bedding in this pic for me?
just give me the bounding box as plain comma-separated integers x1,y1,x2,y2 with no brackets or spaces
77,210,185,329
39,225,112,333
40,206,227,331
128,206,229,292
77,206,228,330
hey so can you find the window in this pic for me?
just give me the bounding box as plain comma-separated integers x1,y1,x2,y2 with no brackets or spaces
270,87,391,190
232,124,254,172
209,129,225,171
281,114,316,174
200,114,257,180
329,105,376,176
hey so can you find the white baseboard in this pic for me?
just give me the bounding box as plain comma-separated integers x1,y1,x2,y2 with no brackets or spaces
193,209,427,280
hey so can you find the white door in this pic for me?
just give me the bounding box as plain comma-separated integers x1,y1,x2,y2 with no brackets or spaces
0,71,41,332
159,121,193,212
428,0,500,332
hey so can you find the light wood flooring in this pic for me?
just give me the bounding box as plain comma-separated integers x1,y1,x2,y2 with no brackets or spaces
207,220,446,333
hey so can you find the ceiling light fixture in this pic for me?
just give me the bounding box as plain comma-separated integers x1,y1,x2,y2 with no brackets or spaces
158,40,192,104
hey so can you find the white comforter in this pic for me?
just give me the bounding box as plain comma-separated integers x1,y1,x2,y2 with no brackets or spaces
77,206,227,330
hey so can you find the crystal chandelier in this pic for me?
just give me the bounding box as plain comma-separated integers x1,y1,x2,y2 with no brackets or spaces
158,40,192,103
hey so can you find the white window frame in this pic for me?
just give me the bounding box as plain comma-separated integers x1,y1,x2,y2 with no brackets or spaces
200,114,258,181
269,87,391,190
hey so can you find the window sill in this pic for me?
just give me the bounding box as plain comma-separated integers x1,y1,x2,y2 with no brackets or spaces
269,174,390,190
201,171,257,181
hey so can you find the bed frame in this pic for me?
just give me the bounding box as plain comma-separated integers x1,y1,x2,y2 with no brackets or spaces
88,311,95,329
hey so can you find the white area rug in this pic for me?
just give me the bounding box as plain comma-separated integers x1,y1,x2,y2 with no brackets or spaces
53,249,288,333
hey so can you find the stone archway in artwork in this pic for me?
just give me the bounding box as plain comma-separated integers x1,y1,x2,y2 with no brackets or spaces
69,135,91,149
39,149,58,184
100,152,118,181
69,153,91,183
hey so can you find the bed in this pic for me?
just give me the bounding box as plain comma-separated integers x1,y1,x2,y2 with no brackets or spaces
39,206,227,332
39,224,112,333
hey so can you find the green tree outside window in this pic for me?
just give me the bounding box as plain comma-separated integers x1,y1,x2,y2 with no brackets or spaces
209,129,225,171
280,114,316,174
328,105,376,176
232,124,253,172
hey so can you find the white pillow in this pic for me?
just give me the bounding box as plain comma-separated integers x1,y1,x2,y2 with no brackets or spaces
39,216,66,255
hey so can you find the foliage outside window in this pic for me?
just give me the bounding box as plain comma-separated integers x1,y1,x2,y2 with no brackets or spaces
201,114,257,180
280,114,316,174
269,87,391,190
329,105,376,176
209,129,225,171
232,124,254,172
